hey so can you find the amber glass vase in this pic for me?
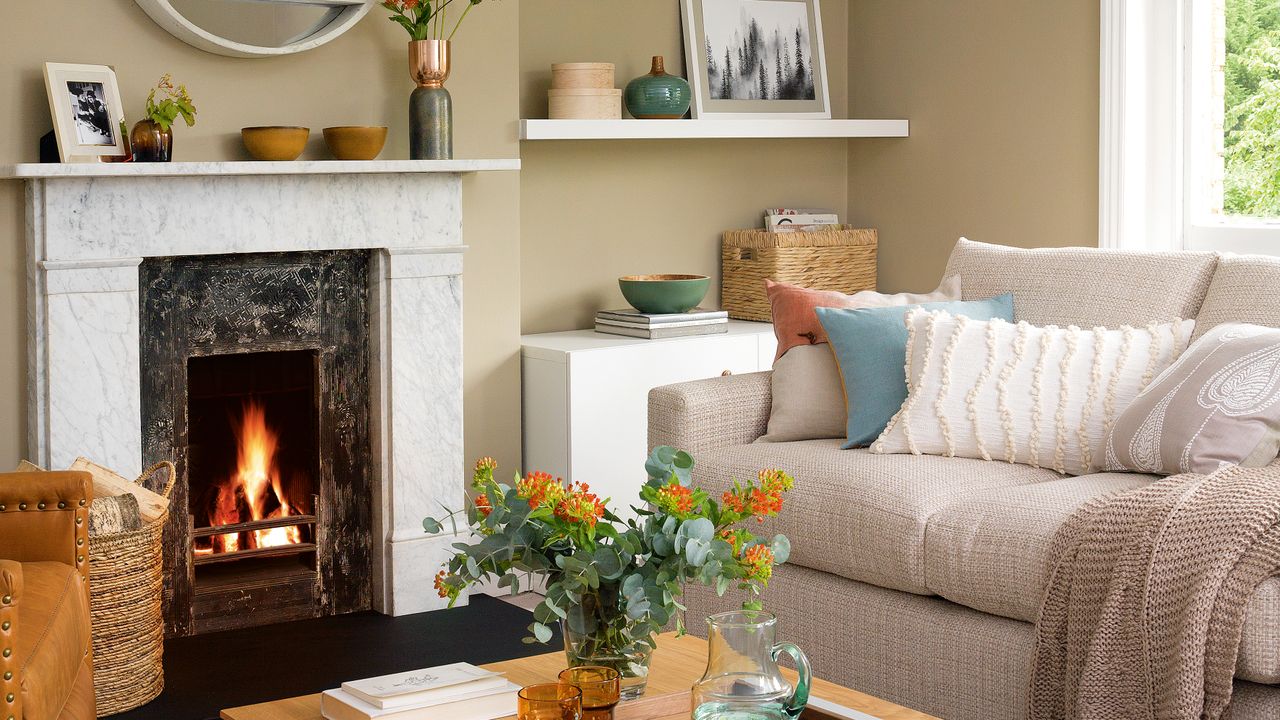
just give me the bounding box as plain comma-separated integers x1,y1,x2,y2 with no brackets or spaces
131,119,172,162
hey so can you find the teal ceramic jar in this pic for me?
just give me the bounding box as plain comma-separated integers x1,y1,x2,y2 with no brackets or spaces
624,56,692,119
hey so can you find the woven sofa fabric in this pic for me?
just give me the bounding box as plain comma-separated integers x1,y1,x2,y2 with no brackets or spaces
1194,254,1280,340
691,440,1062,594
681,565,1280,720
647,371,772,453
873,311,1193,476
924,473,1155,622
1105,323,1280,475
926,466,1280,685
759,346,847,443
944,238,1218,327
683,561,1037,720
1240,578,1280,684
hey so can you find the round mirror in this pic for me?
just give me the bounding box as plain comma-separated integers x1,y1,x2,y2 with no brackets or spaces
135,0,372,58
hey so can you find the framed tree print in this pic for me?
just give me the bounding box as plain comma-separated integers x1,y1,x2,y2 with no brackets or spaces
681,0,831,119
43,63,128,162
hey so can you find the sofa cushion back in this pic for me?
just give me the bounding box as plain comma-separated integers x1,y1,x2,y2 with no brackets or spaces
944,238,1218,327
1192,254,1280,340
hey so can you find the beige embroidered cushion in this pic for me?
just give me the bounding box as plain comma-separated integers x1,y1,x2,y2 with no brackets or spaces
871,310,1194,476
1104,323,1280,475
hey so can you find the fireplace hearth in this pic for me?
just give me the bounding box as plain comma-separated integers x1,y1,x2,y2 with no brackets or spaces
141,251,372,637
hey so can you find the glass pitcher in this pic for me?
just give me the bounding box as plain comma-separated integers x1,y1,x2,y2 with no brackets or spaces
691,611,811,720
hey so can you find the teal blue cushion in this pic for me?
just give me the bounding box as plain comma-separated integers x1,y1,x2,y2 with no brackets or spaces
817,295,1014,448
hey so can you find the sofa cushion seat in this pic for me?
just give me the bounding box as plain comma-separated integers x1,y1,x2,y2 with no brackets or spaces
692,440,1066,595
924,472,1280,684
17,561,91,720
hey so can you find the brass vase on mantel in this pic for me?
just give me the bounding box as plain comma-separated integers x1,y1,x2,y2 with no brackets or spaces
409,39,453,160
130,119,172,162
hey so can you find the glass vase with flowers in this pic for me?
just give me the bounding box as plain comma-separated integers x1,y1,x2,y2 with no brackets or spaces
426,447,794,700
131,74,196,162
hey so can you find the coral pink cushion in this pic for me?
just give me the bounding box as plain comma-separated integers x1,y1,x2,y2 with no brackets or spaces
766,276,962,360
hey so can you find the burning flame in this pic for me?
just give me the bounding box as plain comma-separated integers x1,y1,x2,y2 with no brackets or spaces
202,400,302,554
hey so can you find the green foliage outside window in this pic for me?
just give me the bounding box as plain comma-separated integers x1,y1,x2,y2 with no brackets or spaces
1225,0,1280,217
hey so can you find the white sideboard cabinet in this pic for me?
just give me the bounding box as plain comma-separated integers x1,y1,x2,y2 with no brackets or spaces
520,321,777,513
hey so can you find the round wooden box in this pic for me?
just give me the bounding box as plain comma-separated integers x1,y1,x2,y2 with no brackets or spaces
548,88,623,119
551,62,615,89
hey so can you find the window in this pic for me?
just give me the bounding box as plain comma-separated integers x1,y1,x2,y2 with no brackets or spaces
1185,0,1280,253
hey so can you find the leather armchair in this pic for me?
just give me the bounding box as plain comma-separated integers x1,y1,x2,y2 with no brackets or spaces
0,472,94,720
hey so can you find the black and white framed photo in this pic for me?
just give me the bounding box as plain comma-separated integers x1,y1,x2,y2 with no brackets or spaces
681,0,831,119
43,63,127,162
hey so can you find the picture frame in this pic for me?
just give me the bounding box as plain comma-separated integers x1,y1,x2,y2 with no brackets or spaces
43,62,128,163
681,0,831,120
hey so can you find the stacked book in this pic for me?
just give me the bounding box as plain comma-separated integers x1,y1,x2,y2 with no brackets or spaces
595,308,729,339
764,207,841,233
321,662,520,720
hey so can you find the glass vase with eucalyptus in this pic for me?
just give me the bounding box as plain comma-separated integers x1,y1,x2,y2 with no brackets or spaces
426,448,795,699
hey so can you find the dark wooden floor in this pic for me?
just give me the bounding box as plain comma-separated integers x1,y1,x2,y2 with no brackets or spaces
110,594,558,720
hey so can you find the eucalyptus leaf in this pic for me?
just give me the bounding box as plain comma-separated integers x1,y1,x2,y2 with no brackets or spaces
422,517,443,533
771,534,792,564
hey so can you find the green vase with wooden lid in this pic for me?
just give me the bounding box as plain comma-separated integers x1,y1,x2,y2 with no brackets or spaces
624,56,692,119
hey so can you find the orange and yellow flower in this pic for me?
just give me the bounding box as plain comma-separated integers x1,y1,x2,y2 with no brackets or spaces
474,493,493,517
741,544,775,582
655,480,696,516
518,471,567,509
553,482,606,527
434,569,459,600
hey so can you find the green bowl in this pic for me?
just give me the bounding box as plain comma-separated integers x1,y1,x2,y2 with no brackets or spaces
618,274,710,315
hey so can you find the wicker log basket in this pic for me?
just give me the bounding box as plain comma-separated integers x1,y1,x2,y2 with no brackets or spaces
89,461,175,717
722,227,878,321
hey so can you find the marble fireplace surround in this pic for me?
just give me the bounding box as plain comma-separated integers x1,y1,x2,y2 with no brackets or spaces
6,159,519,616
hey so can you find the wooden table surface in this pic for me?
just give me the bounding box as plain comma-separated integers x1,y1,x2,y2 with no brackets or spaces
220,632,936,720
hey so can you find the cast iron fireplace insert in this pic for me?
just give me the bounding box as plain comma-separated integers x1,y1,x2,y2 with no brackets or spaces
140,250,373,637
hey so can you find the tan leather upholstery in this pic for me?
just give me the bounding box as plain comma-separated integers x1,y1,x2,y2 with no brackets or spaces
0,472,93,720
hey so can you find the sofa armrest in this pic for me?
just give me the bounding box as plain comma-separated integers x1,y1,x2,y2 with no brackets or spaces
648,371,773,454
0,559,22,720
0,472,92,584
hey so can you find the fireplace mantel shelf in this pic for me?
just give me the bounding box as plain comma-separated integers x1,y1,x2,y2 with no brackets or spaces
0,158,520,180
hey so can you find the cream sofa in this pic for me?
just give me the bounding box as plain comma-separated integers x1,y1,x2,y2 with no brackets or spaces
648,240,1280,720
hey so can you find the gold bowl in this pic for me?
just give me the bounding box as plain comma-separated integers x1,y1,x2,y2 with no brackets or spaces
241,126,309,161
323,126,389,161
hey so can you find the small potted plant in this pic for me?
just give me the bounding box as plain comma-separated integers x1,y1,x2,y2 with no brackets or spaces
131,74,196,163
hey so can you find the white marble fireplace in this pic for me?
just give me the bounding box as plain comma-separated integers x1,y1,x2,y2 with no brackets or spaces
7,158,518,620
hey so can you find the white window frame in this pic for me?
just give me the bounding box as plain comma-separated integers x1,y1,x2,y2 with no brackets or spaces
1099,0,1280,255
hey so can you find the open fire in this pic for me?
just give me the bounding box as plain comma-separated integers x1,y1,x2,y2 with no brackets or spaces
193,400,305,556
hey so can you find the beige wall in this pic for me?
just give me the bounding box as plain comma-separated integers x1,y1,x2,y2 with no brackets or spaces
0,3,523,472
0,1,1101,476
846,1,1100,293
518,0,850,333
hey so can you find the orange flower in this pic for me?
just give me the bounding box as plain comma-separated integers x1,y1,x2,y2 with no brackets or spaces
554,482,605,527
474,493,492,517
721,490,745,514
518,471,566,509
433,570,454,599
656,480,695,515
741,544,775,582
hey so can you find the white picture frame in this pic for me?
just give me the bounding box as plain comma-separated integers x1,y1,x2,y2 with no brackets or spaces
681,0,831,120
43,62,128,163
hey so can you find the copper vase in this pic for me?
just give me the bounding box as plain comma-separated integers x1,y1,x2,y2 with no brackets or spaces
408,39,454,160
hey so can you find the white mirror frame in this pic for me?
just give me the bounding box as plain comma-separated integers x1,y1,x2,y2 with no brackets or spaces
135,0,373,58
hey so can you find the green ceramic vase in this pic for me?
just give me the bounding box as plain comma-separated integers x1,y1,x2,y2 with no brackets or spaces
624,56,692,119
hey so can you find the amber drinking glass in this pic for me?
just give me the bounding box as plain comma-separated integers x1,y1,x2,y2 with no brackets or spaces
518,683,583,720
558,666,622,720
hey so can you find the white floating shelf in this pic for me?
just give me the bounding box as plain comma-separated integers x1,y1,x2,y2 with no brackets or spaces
519,119,909,141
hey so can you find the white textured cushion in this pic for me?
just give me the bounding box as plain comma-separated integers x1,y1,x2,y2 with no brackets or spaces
871,310,1195,476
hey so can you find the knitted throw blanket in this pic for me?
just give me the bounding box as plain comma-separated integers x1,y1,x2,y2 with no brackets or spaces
1029,464,1280,719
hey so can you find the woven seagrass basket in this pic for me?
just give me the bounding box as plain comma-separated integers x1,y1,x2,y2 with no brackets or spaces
721,227,878,321
88,461,174,717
